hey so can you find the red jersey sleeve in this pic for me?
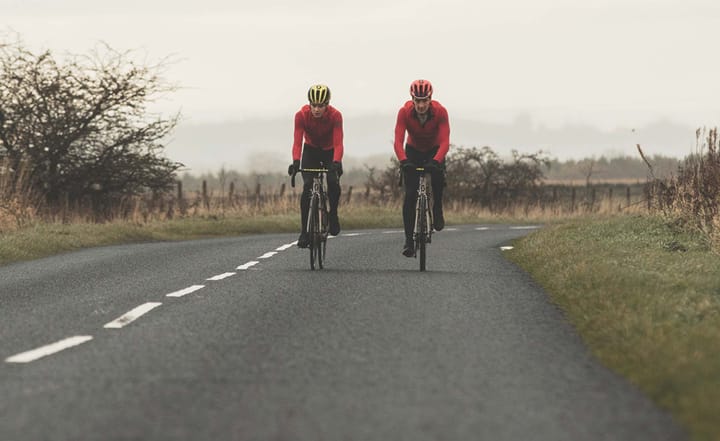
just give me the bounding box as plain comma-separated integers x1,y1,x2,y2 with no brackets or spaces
332,110,344,162
393,106,408,162
433,105,450,163
292,110,305,161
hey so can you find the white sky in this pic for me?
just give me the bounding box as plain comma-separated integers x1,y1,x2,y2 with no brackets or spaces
3,0,720,166
5,0,720,127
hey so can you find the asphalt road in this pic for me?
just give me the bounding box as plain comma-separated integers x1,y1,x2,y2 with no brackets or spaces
0,225,686,440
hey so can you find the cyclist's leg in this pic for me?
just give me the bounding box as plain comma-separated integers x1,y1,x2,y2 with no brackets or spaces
323,149,342,235
402,146,423,255
298,145,322,247
430,166,445,231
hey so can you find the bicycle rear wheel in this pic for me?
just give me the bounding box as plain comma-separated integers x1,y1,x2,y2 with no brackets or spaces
417,195,427,271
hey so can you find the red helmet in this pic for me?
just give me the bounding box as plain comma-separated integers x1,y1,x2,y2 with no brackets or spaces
410,79,433,99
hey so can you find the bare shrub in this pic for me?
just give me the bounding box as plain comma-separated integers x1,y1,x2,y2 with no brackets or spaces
0,157,43,230
0,34,182,221
643,128,720,247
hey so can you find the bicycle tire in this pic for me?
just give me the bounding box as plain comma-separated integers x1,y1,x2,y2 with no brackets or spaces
319,193,329,269
316,200,324,270
309,195,319,270
418,195,427,271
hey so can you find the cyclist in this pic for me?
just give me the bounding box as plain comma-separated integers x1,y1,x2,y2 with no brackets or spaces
288,84,344,248
393,79,450,257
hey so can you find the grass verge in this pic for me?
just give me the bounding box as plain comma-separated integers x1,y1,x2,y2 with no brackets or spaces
506,214,720,441
0,208,404,267
0,215,301,266
0,204,548,267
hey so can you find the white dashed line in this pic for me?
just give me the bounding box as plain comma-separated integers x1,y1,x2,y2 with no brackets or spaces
343,233,362,237
166,285,205,298
510,226,540,230
382,230,403,234
445,227,459,231
237,261,259,270
475,227,490,230
258,252,277,259
276,243,295,251
104,302,163,329
6,336,94,363
500,246,514,251
206,272,236,281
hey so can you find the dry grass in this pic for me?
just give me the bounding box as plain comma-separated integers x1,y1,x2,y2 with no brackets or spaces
643,128,720,252
543,177,647,186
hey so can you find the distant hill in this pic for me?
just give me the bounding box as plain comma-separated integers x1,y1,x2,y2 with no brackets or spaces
164,113,700,175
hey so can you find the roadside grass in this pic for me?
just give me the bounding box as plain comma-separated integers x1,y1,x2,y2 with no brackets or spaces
506,214,720,441
0,203,570,266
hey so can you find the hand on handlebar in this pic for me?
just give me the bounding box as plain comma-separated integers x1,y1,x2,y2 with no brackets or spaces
423,159,442,171
400,159,416,173
288,160,300,176
329,161,343,177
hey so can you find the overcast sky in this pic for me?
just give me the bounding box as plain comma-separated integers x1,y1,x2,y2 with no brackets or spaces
4,0,720,164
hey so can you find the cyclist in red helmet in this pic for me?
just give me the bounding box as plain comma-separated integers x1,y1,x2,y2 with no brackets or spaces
288,84,344,248
394,79,450,257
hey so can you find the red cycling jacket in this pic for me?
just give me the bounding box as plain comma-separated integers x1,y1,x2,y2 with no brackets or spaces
393,100,450,163
292,104,344,162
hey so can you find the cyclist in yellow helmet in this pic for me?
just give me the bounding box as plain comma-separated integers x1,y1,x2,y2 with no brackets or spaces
288,84,344,248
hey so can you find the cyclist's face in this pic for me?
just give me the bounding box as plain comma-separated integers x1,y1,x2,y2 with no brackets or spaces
310,103,328,118
412,97,431,114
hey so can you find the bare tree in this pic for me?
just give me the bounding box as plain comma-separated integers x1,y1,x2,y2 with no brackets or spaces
0,35,182,218
579,158,597,187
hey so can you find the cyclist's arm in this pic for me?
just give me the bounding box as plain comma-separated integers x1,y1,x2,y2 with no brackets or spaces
433,107,450,163
292,111,304,161
393,107,408,161
332,111,344,162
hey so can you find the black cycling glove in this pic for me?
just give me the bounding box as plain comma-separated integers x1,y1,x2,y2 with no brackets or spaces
330,161,343,177
288,160,300,176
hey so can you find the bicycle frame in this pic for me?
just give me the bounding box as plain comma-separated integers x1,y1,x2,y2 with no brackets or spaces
296,168,329,270
412,167,434,271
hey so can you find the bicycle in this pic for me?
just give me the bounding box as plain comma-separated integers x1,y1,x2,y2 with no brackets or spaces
291,167,329,270
413,167,434,271
400,166,434,271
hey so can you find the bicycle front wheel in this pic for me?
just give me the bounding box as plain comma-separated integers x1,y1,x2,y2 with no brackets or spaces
309,196,319,270
316,210,324,270
417,195,427,271
318,195,329,269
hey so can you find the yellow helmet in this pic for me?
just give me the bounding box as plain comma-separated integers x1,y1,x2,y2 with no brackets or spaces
308,84,331,105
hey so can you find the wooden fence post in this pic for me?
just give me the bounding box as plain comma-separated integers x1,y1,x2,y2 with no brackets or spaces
255,183,261,206
626,186,631,208
571,187,576,212
346,186,353,204
202,180,209,209
177,181,186,215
